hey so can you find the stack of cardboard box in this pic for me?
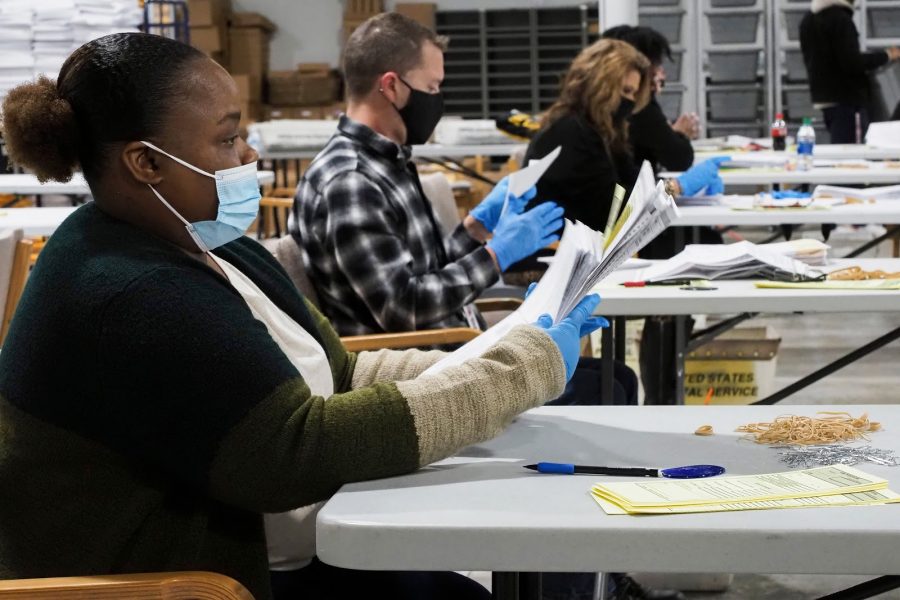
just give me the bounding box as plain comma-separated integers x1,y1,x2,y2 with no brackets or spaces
266,63,341,120
188,0,231,66
343,0,383,42
228,12,275,125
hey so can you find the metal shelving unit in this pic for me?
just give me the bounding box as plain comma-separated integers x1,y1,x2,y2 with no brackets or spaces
437,5,598,118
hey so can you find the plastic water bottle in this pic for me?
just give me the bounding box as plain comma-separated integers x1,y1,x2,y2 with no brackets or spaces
770,112,787,151
796,117,815,171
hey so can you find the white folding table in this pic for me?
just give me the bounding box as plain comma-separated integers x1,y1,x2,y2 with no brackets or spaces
0,171,276,200
594,258,900,405
317,404,900,600
694,144,900,163
0,207,78,236
671,199,900,256
661,166,900,186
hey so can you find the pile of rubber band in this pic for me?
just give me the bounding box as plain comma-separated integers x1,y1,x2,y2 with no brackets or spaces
736,412,881,445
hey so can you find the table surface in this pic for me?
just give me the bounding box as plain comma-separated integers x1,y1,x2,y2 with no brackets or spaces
695,144,900,162
0,207,78,236
317,404,900,575
260,143,526,161
672,199,900,226
661,166,900,186
0,171,276,195
591,258,900,316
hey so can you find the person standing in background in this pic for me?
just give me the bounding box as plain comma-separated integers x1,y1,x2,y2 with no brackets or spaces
800,0,900,143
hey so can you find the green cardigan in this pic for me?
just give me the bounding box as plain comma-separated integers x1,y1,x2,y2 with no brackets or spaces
0,204,566,599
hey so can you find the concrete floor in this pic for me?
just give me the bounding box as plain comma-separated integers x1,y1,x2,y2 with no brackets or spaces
472,225,900,598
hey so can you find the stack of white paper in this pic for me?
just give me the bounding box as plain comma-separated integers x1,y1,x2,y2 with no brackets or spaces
865,121,900,149
813,184,900,202
636,240,825,283
0,0,139,102
422,161,679,376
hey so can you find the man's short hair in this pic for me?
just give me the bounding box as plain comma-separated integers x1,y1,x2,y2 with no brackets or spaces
601,25,673,66
342,13,449,99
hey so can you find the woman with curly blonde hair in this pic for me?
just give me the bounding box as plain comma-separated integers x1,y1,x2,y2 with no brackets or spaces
523,38,727,233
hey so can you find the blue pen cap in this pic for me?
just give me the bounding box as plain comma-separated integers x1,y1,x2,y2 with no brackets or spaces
537,462,575,474
660,464,725,479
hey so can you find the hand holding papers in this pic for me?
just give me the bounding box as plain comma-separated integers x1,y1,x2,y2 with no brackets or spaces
592,464,900,515
422,161,679,376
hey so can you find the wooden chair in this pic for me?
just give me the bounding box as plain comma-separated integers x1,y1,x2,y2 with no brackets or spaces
0,230,34,345
0,571,254,599
257,197,294,240
268,235,483,351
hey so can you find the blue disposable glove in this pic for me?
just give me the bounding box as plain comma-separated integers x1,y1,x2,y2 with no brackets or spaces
676,156,731,196
487,201,564,271
469,176,538,233
534,294,609,380
771,190,811,199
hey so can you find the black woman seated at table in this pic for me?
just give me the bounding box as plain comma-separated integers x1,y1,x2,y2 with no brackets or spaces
0,32,605,600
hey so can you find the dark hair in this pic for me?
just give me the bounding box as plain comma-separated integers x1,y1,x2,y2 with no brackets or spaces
601,25,673,66
342,13,449,99
1,32,204,184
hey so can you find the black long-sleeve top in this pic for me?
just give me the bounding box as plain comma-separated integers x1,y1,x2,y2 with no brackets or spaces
524,113,640,232
629,95,694,173
800,5,889,106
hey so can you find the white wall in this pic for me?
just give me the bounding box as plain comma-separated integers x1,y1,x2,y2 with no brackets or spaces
233,0,601,70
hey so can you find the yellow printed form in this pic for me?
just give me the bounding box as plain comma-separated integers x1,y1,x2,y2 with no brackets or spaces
590,465,899,515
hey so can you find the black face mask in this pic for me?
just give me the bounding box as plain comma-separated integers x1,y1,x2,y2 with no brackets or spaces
393,76,444,145
613,97,636,123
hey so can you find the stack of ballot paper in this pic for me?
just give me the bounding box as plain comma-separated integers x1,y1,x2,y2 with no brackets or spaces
813,184,900,202
865,121,900,149
422,160,679,376
592,464,900,515
635,240,827,283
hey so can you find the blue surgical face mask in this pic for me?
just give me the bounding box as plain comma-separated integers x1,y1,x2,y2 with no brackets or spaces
141,140,261,253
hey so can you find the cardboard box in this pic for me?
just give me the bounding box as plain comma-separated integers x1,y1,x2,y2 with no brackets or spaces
684,327,781,405
232,74,262,102
268,70,339,106
230,11,276,32
239,99,262,127
228,27,270,76
344,0,383,20
188,0,231,27
297,63,331,77
190,25,225,54
394,3,436,30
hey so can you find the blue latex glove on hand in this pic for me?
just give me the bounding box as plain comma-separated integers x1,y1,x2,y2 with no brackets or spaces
487,201,564,272
676,156,731,196
469,176,538,233
534,294,609,380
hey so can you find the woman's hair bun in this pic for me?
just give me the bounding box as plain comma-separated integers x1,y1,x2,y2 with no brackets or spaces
2,75,79,182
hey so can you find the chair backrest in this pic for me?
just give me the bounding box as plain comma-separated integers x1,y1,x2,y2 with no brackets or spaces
0,229,30,345
269,235,321,308
257,197,294,240
0,571,254,600
418,171,461,232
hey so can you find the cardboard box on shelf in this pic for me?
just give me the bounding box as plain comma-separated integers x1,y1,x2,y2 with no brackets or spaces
297,63,331,77
394,3,436,30
232,74,262,102
230,11,276,32
264,102,346,121
268,70,339,107
188,0,231,27
228,27,270,76
190,25,225,54
239,99,262,127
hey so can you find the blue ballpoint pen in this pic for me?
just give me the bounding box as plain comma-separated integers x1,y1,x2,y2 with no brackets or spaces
523,462,725,478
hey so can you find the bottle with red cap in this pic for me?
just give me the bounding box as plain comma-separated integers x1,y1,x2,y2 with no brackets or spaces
771,112,787,151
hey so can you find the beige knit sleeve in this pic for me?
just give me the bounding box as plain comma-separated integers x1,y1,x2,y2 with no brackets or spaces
351,347,447,388
395,324,566,466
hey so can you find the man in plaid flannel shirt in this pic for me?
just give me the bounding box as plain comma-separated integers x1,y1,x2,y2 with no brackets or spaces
290,13,562,337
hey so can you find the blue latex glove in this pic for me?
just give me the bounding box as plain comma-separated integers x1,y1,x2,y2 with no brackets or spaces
771,190,811,199
487,201,564,272
534,294,609,380
676,156,731,196
469,176,538,233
